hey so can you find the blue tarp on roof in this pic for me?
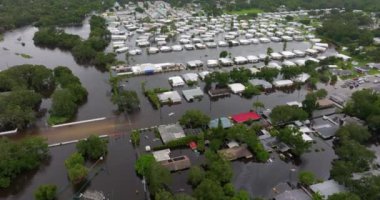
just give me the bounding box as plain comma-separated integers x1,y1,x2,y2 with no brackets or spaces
209,117,233,129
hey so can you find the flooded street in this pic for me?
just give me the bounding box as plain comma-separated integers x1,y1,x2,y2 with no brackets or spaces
0,17,341,200
0,136,145,200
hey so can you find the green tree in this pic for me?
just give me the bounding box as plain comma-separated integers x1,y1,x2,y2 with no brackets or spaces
232,190,251,200
179,110,210,129
242,84,261,98
270,105,308,125
34,184,57,200
188,166,205,186
298,171,316,185
49,89,77,124
328,192,361,200
155,189,174,200
131,130,140,147
76,135,107,160
174,193,197,200
224,183,236,197
146,162,171,194
112,90,140,113
256,67,279,82
281,66,302,79
336,124,371,144
335,140,375,172
194,179,226,200
219,51,228,58
64,152,88,184
205,151,233,184
135,154,155,176
302,92,318,116
277,127,311,156
214,71,230,87
0,137,48,188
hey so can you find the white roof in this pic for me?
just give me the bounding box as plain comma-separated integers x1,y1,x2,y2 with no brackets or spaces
282,60,296,67
273,80,294,87
182,73,198,82
295,59,306,66
228,83,246,93
302,134,313,142
153,149,171,162
295,73,310,83
198,71,210,79
168,76,185,86
234,56,248,62
157,91,182,103
286,101,302,107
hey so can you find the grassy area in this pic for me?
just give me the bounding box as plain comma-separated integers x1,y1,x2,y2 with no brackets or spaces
226,8,263,15
15,53,33,59
47,116,69,126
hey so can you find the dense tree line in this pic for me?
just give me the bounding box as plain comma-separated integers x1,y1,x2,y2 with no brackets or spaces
0,0,114,33
34,16,116,70
0,137,48,188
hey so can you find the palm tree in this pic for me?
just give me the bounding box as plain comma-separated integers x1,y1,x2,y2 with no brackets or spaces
252,101,265,112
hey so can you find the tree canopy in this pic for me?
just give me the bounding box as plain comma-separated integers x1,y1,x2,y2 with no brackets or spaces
0,0,114,33
179,109,210,129
76,135,107,160
270,105,308,125
34,184,57,200
0,137,48,188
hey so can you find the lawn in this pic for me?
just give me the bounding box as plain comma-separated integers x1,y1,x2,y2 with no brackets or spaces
226,8,263,15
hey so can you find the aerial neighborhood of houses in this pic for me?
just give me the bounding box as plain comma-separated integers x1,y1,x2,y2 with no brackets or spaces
2,0,380,199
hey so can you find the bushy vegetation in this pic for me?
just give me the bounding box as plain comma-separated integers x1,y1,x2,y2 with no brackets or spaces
0,137,48,188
